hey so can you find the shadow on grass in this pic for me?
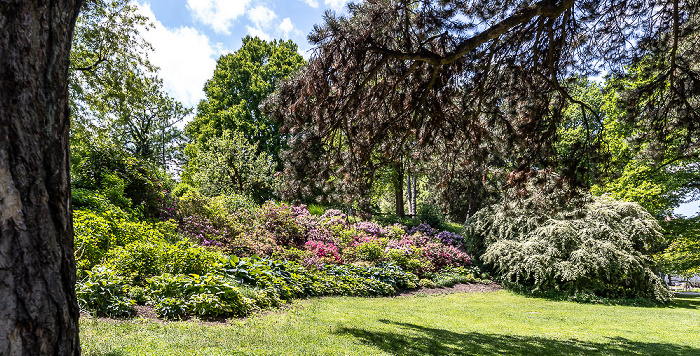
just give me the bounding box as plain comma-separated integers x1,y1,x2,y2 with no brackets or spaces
338,320,700,356
672,295,700,310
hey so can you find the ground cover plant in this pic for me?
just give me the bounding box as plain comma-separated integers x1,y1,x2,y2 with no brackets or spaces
79,290,700,355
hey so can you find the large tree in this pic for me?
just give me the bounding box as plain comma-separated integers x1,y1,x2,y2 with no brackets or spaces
0,0,82,354
186,36,305,169
71,0,189,170
267,0,699,209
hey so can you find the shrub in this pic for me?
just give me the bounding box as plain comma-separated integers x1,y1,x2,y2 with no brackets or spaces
153,298,187,319
76,267,134,317
467,195,672,302
71,142,171,218
419,278,436,288
74,208,181,270
72,188,130,219
305,240,342,263
147,273,253,319
73,210,114,270
102,240,223,283
429,266,486,287
346,236,386,263
417,204,444,229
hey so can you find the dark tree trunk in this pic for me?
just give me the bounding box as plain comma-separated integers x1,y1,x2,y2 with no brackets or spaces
394,162,405,218
0,0,82,354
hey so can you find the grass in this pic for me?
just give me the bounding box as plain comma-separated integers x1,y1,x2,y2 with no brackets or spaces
442,221,463,234
80,290,700,356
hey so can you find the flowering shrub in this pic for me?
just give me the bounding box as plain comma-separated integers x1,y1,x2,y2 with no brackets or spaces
179,215,227,243
353,221,388,237
408,223,438,237
305,239,341,263
436,230,465,247
157,189,178,221
422,242,471,271
256,201,306,247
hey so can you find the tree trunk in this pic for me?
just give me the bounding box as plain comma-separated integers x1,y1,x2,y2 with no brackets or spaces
0,1,82,354
394,162,405,217
410,175,417,216
406,174,418,216
406,175,413,216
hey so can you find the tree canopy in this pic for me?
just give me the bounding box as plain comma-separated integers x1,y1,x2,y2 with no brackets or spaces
266,0,700,208
186,36,305,168
70,0,190,170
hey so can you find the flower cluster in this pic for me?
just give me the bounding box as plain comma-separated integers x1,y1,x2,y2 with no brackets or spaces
353,221,387,237
157,189,178,221
435,231,465,247
305,240,341,263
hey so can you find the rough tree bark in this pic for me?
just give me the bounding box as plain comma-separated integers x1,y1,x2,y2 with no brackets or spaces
0,0,83,354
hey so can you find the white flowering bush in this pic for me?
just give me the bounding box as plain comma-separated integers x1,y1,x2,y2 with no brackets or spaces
467,195,672,302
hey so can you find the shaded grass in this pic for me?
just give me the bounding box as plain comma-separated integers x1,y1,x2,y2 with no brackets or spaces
80,291,700,355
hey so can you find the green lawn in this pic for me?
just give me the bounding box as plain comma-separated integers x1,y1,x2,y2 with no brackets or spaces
80,291,700,356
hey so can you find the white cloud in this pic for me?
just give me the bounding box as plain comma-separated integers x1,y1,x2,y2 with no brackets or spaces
247,5,277,28
246,26,271,41
278,18,296,38
136,3,220,109
187,0,251,34
324,0,348,12
300,0,319,7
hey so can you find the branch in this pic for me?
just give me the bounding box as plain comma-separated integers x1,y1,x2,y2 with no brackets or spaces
71,56,108,72
366,0,575,66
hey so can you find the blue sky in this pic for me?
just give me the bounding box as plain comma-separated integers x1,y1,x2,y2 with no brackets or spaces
133,0,350,109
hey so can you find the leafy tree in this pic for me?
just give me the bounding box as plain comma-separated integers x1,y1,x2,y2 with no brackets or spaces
657,216,700,280
70,0,190,170
187,36,305,168
182,130,278,201
97,74,190,169
0,0,82,353
574,64,700,218
70,0,153,131
267,0,699,209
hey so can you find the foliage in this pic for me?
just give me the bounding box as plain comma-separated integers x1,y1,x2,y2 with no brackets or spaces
147,273,253,319
73,208,179,270
102,240,223,284
468,194,672,302
70,0,189,170
428,266,489,288
76,267,134,317
186,36,305,169
266,0,699,210
71,141,171,218
416,204,445,230
219,256,418,300
656,216,700,277
183,130,278,200
582,67,700,218
73,192,482,319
